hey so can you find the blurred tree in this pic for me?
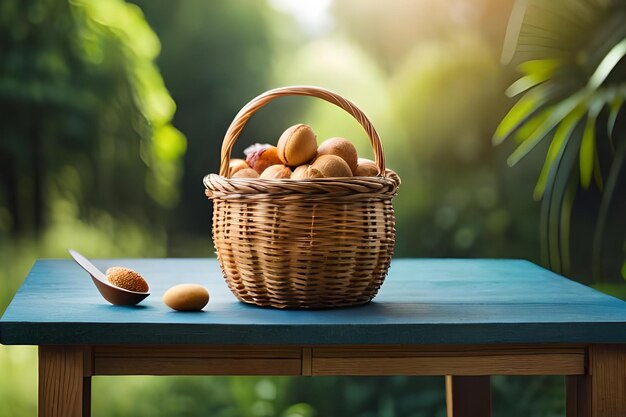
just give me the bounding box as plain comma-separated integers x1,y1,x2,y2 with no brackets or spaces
0,0,185,238
128,1,299,253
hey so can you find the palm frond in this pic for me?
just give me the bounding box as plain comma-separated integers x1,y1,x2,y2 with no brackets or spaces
506,59,561,97
559,174,578,273
518,59,561,75
579,113,597,188
499,0,626,282
497,33,626,190
508,90,588,166
513,108,552,143
588,37,626,89
505,73,551,98
501,0,529,64
541,122,583,274
593,147,604,190
608,93,624,142
534,107,586,199
512,0,615,64
584,12,626,73
592,139,626,280
493,82,571,144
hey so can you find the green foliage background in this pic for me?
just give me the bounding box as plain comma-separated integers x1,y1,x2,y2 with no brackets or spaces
1,0,624,416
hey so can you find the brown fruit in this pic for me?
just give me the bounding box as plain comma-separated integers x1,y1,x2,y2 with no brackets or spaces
292,164,324,179
106,267,149,293
246,146,282,174
228,158,250,176
311,155,352,178
354,158,379,176
260,164,292,179
232,168,259,178
277,124,318,167
163,284,209,312
316,137,358,174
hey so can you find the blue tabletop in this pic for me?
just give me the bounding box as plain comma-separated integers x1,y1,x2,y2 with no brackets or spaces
2,258,626,345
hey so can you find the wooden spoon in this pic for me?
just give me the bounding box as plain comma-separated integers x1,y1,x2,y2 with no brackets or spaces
68,249,150,306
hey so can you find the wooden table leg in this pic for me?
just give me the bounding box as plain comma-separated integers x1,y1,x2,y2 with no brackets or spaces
39,346,91,417
567,375,590,417
567,345,626,417
445,375,492,417
83,376,91,417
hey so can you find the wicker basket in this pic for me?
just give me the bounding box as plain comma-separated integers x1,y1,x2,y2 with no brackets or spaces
204,86,400,309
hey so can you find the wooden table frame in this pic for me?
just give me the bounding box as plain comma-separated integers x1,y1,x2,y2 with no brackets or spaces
39,343,626,417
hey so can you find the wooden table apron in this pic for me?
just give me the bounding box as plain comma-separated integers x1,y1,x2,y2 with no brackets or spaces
2,259,626,417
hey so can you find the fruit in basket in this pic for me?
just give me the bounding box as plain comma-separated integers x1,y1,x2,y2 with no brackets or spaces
228,158,250,176
311,155,352,178
316,137,358,174
260,164,292,179
277,124,318,167
246,146,282,174
233,126,388,180
106,267,149,293
354,158,379,176
292,164,324,179
232,168,259,178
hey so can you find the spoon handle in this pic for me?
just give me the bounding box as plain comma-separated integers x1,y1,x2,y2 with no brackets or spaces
68,249,107,282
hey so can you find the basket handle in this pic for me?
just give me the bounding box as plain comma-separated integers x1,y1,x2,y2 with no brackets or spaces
219,85,386,177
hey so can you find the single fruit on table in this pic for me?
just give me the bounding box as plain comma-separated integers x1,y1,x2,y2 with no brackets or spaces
246,146,282,174
228,158,250,176
232,168,259,178
163,284,209,311
311,155,352,178
316,137,358,174
292,164,324,179
277,124,318,167
354,158,379,176
260,164,292,179
106,267,149,293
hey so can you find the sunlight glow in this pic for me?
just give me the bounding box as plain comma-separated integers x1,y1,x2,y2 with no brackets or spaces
267,0,333,35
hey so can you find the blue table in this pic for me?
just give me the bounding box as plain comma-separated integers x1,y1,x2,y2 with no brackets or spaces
2,258,626,417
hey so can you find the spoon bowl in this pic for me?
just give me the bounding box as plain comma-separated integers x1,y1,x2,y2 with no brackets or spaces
68,249,150,306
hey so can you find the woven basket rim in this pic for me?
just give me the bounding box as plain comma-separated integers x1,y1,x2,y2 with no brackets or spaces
204,171,400,198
